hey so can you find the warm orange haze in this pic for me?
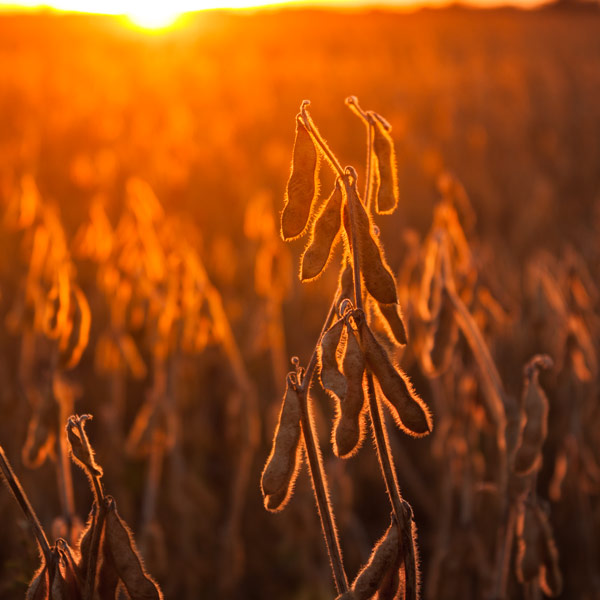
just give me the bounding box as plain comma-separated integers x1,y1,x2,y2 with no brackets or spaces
0,2,599,600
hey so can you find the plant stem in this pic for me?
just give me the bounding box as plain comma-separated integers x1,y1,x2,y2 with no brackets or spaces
366,372,419,600
345,97,375,208
344,156,419,598
300,101,345,179
297,290,349,595
0,445,51,562
298,384,349,595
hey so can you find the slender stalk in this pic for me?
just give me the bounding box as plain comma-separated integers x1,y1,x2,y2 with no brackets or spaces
343,168,365,312
0,446,51,562
345,97,375,208
366,372,419,600
344,156,419,598
297,383,349,595
300,101,345,179
55,374,76,533
296,290,348,594
84,502,107,600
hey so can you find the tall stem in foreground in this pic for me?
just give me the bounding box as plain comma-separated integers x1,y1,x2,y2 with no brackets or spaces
0,446,51,562
297,293,349,595
344,165,420,599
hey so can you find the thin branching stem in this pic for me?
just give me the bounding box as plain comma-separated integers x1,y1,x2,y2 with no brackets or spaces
297,382,349,595
296,289,349,594
0,446,51,562
300,101,345,179
343,167,365,311
345,97,374,207
365,372,419,600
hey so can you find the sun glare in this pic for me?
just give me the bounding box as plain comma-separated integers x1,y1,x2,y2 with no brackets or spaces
126,7,184,29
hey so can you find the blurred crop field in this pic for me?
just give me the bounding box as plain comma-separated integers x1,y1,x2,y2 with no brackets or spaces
0,5,599,600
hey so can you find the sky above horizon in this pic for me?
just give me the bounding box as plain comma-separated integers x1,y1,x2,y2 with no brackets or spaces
0,0,547,14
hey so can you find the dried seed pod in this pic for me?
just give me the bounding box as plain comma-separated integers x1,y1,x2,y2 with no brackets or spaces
421,289,458,376
96,527,120,600
104,497,163,600
261,378,302,500
333,324,366,458
358,317,432,437
516,501,542,583
319,318,348,402
338,257,355,307
22,393,57,469
373,301,408,346
26,565,48,600
371,114,399,215
281,115,319,240
418,234,443,323
352,521,399,600
537,506,562,597
263,442,303,512
301,178,343,281
345,173,398,305
513,355,552,476
77,505,96,579
66,415,103,478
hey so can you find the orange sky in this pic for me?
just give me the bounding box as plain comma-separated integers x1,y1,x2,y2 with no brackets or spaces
0,0,548,14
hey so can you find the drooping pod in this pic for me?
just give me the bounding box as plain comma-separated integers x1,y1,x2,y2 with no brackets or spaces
536,504,563,597
357,315,432,437
513,355,552,475
281,115,320,241
421,288,458,376
372,300,408,346
319,318,348,403
516,501,542,583
333,322,366,458
261,376,303,511
301,178,343,281
344,172,398,305
370,113,399,215
351,520,400,600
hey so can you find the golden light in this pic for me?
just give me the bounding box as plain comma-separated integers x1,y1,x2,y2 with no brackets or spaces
125,6,185,29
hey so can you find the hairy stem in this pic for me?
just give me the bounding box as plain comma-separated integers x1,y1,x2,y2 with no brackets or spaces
366,372,419,600
300,100,345,178
298,384,349,595
0,445,51,562
297,290,348,594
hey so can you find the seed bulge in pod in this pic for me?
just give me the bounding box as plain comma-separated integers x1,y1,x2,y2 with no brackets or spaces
371,114,399,215
513,355,552,476
281,116,320,241
301,178,343,281
334,324,366,458
358,318,432,437
261,378,302,500
319,318,348,403
345,174,398,305
352,520,399,600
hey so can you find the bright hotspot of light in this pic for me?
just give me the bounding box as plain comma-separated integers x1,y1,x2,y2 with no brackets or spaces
1,1,317,29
